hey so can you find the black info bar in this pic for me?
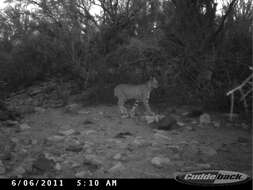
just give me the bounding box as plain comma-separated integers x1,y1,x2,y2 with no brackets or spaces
0,178,251,190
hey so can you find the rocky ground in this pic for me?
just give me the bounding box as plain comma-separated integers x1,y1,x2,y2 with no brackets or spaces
0,80,251,178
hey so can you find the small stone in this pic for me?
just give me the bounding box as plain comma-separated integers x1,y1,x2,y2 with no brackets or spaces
172,154,180,160
20,123,31,130
47,135,64,142
21,138,32,145
177,122,185,127
144,115,157,124
191,121,198,124
64,104,80,113
29,88,42,96
167,145,180,152
173,161,185,167
11,137,19,143
83,119,94,125
109,162,125,173
85,148,92,154
114,132,133,139
241,123,249,130
133,136,148,146
65,144,83,152
107,138,122,144
5,120,19,127
190,140,199,144
213,121,220,128
59,129,75,136
71,162,82,168
199,113,211,125
200,146,217,157
14,166,26,175
181,144,199,160
237,137,249,143
151,156,171,167
19,148,28,154
17,105,35,114
154,133,171,141
75,171,90,178
84,154,103,166
44,152,56,161
31,139,38,145
55,163,61,170
186,110,203,118
77,110,90,114
83,141,94,148
84,130,96,135
195,163,211,169
185,126,193,131
113,153,122,160
34,107,46,113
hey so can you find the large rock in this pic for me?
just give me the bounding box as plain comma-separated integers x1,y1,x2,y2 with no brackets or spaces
32,154,55,172
185,110,203,118
199,113,211,126
64,104,81,113
150,116,178,130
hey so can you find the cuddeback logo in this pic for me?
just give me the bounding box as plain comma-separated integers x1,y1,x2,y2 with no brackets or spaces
175,170,250,186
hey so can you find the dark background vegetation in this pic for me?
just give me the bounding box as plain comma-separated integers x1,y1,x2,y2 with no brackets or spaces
0,0,252,112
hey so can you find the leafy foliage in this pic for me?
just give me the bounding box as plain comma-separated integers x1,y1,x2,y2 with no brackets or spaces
0,0,252,111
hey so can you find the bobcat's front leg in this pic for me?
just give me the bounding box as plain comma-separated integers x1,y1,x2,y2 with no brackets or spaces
144,100,154,115
129,100,139,117
143,92,154,115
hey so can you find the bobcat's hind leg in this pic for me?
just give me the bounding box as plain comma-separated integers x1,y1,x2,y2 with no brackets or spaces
118,98,129,118
143,98,154,115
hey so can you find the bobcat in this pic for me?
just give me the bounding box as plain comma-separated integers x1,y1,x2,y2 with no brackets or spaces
114,77,158,118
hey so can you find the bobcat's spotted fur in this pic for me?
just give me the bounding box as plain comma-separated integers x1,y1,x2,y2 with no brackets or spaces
114,77,158,118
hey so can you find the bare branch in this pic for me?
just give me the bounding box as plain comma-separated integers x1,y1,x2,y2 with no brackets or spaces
214,0,238,37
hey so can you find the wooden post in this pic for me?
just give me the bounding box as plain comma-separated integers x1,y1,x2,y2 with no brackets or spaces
239,88,248,113
229,93,234,121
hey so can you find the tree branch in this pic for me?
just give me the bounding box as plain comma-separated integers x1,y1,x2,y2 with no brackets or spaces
213,0,238,37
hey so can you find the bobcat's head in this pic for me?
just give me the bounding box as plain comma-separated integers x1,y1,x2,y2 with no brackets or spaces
148,77,159,89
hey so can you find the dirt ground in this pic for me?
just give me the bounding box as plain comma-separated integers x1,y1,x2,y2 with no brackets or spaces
0,101,251,178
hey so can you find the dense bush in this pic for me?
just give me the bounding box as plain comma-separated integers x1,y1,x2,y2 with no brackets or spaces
0,0,252,112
